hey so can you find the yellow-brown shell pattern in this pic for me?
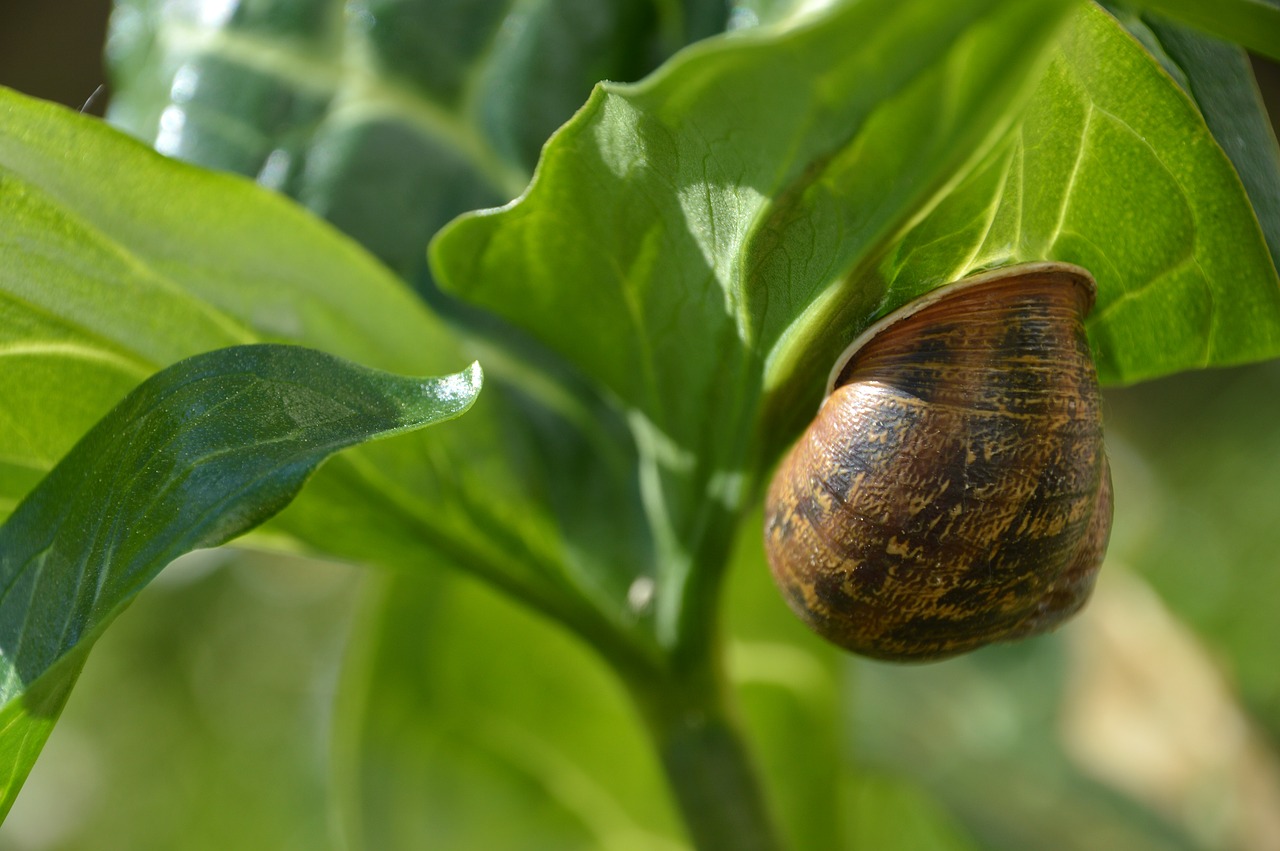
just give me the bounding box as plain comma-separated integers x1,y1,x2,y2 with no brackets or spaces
763,263,1113,661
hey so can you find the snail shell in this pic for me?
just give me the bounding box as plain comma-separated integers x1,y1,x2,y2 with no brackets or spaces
764,262,1112,661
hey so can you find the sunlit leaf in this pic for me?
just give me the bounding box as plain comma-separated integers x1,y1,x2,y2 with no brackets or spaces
433,0,1079,654
864,4,1280,388
1106,8,1280,271
0,86,643,645
0,344,480,818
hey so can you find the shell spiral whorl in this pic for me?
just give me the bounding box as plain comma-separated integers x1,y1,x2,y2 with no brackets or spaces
764,263,1113,661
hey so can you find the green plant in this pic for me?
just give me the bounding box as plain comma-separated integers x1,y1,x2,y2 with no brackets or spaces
3,1,1280,848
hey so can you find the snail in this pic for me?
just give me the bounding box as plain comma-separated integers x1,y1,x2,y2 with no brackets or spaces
764,262,1112,661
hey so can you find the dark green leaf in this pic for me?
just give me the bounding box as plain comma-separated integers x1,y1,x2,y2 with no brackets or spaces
105,0,678,287
0,344,480,818
1123,0,1280,61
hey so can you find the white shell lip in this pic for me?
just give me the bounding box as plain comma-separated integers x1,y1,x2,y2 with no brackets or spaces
824,261,1097,397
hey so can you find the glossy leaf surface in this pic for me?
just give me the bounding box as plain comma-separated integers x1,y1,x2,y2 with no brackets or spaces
106,0,684,288
0,86,647,653
0,344,480,818
0,84,458,518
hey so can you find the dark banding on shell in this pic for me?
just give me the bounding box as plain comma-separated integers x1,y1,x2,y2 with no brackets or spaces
764,262,1113,661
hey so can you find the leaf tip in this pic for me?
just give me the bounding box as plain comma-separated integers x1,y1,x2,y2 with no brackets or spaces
464,360,483,392
433,361,483,417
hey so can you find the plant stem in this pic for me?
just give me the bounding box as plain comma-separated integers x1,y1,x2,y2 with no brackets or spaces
656,712,784,851
625,657,786,851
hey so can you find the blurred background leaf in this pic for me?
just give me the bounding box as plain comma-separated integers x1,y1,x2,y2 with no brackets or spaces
0,550,358,851
334,570,688,851
103,0,701,293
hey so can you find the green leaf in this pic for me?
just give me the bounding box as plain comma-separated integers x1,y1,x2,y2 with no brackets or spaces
335,571,687,851
0,344,480,819
0,86,649,653
1107,8,1280,274
867,3,1280,387
0,84,461,517
432,0,1078,650
1123,0,1280,61
105,0,681,287
438,0,1074,448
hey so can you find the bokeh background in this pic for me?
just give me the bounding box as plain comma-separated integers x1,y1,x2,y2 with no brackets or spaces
3,3,1280,850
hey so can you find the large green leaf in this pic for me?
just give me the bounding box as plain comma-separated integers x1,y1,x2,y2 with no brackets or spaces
0,344,480,819
437,0,1076,455
435,0,1280,477
105,0,690,288
868,4,1280,388
0,83,457,513
0,86,650,656
438,0,1269,663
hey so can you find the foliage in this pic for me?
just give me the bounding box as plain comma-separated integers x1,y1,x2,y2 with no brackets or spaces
0,346,479,818
2,0,1280,848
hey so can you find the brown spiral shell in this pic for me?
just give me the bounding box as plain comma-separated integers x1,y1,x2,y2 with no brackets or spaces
763,262,1112,661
